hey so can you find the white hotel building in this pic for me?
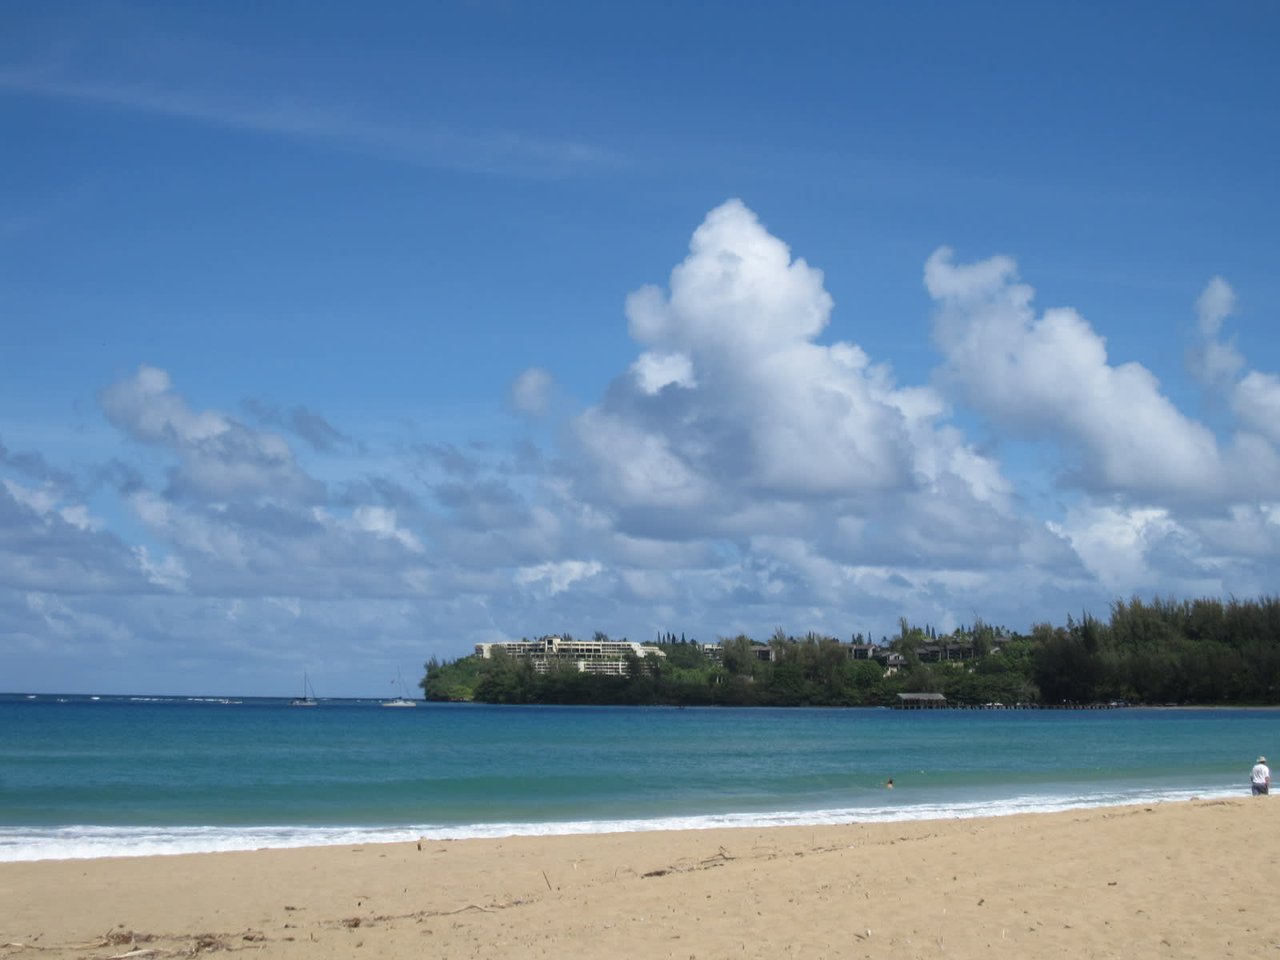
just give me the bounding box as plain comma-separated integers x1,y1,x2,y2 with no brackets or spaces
474,636,667,677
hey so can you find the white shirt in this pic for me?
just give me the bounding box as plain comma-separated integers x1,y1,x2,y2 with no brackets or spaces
1251,763,1270,785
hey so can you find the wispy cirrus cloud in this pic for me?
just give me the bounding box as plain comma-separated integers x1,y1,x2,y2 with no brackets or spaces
0,61,618,179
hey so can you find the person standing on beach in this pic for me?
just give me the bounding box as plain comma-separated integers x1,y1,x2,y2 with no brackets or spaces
1251,756,1270,795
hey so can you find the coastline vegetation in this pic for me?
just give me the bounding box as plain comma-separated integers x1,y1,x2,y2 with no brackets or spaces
420,595,1280,707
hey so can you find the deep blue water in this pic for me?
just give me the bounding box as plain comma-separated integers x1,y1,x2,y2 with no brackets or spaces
2,694,1277,860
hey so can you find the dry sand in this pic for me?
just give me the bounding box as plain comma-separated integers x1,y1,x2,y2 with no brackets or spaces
2,798,1277,960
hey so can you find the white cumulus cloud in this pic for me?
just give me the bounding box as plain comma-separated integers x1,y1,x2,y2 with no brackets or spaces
9,200,1280,695
926,248,1222,497
1188,276,1244,390
514,559,604,596
576,199,1003,521
100,364,323,503
1234,372,1280,444
510,367,554,418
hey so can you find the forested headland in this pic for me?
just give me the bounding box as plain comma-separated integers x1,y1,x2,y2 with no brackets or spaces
420,595,1280,707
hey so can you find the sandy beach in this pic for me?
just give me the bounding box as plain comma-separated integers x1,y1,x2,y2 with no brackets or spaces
2,798,1276,960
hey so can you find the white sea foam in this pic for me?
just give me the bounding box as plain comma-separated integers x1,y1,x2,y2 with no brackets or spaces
0,784,1240,862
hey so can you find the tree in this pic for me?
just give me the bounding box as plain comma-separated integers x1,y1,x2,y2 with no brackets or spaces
472,649,537,703
720,635,758,678
970,619,994,659
1032,623,1101,703
891,618,927,664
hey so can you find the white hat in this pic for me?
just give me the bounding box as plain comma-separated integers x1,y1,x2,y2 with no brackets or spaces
1259,756,1268,764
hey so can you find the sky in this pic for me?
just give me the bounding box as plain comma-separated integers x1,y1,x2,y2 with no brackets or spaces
2,1,1279,697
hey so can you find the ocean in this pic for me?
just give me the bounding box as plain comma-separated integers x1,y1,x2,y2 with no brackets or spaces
2,694,1277,862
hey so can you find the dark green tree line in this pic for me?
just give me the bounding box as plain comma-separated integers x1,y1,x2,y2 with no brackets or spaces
422,596,1280,707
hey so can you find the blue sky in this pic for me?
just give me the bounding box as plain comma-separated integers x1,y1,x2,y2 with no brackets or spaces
2,1,1278,696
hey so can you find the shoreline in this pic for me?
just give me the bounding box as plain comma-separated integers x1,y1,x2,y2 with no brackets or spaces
1,784,1243,864
4,798,1277,959
11,690,1280,709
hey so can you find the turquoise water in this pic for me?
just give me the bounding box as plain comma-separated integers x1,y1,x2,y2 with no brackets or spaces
2,694,1278,860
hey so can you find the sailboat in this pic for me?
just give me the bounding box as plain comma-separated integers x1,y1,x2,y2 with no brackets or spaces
291,673,318,707
382,670,417,707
